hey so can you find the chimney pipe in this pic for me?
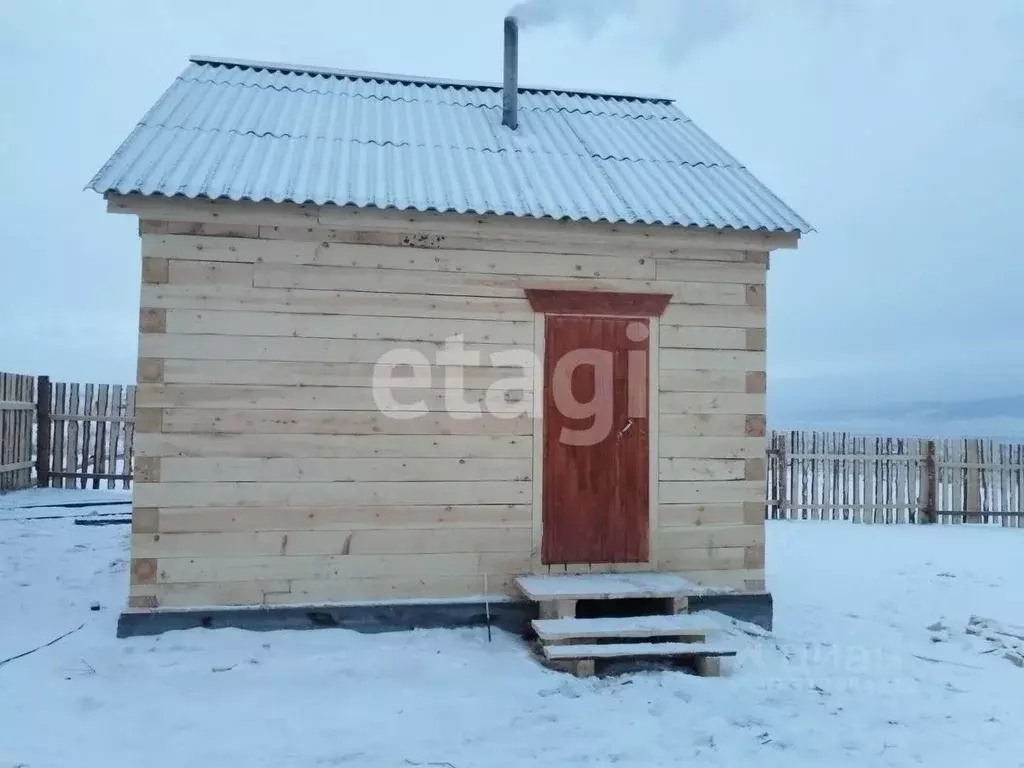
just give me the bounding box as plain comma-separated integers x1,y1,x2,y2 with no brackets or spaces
503,16,519,130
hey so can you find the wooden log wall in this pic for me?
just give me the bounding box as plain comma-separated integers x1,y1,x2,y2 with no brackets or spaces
0,372,36,492
111,195,779,609
767,431,1024,526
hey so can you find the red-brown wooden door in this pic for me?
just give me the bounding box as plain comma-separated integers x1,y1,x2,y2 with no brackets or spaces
541,315,649,564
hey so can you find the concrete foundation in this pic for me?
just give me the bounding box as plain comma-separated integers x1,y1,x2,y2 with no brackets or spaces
117,592,773,638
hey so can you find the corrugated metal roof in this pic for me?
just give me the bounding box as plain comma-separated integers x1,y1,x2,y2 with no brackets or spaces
88,57,810,233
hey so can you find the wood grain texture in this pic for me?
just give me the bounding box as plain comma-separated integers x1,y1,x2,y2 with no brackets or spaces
158,456,531,483
110,194,800,253
135,433,531,459
659,393,766,416
134,480,531,508
142,283,535,321
160,359,527,388
254,263,749,305
136,384,530,414
659,480,764,504
114,200,803,605
160,409,534,436
139,333,527,365
542,315,649,564
153,552,532,583
164,309,534,345
524,289,670,316
134,527,532,558
154,504,533,533
658,369,749,393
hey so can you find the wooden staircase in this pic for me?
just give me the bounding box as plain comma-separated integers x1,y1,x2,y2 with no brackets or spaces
517,573,737,678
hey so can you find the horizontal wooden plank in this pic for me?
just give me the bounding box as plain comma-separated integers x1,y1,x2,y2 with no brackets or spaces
272,574,519,604
259,226,776,261
436,248,656,280
142,283,535,321
144,234,316,264
654,547,748,572
658,458,746,481
532,615,713,641
134,573,522,607
154,552,532,583
158,457,532,483
660,436,767,459
0,401,34,411
135,433,532,459
164,309,534,345
161,409,534,436
0,460,34,474
658,504,756,528
134,480,531,508
544,641,737,661
153,505,531,533
658,369,749,393
146,234,657,279
659,326,748,350
168,260,253,286
136,384,533,414
661,305,765,329
655,260,766,284
134,527,531,558
660,393,766,415
660,414,748,438
130,580,290,607
656,524,764,551
154,504,532,532
659,480,764,504
660,349,766,372
110,194,799,252
254,263,749,305
139,333,528,365
678,568,765,591
161,359,527,388
50,414,133,423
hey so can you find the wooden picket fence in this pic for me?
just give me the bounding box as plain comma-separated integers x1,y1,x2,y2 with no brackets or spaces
5,369,1024,526
0,371,136,493
38,377,137,490
767,431,1024,526
0,373,37,491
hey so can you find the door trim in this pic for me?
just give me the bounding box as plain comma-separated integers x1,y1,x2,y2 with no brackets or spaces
529,312,661,573
525,288,671,317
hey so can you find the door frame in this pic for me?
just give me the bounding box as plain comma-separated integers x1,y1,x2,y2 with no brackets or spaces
526,289,670,573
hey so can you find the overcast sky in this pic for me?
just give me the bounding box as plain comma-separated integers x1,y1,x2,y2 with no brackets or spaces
1,0,1021,417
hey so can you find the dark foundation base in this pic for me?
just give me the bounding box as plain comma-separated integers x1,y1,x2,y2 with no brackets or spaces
117,592,773,638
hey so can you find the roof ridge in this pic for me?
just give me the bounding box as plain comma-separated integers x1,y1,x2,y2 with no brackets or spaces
187,55,675,104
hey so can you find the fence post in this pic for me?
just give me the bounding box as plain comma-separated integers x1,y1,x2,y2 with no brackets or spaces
922,439,937,523
966,438,982,523
35,375,51,488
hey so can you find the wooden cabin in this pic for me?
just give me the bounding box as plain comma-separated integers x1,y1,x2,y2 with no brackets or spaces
90,29,807,628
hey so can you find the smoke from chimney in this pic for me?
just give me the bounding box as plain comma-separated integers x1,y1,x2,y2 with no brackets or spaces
507,0,633,30
504,0,760,63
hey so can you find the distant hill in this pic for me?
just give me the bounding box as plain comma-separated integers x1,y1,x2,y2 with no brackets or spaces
770,392,1024,441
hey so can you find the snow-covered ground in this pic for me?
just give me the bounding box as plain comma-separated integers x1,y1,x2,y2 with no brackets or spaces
2,489,1022,767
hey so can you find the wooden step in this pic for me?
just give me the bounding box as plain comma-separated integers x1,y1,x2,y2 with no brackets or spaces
543,642,736,661
543,642,736,678
516,573,701,602
533,615,713,642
